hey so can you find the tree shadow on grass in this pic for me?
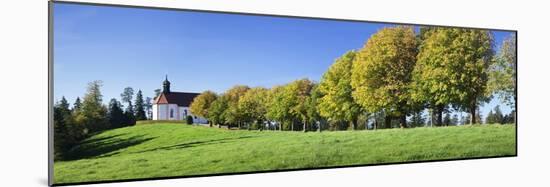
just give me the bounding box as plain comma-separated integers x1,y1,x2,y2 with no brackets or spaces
132,136,257,154
62,134,156,161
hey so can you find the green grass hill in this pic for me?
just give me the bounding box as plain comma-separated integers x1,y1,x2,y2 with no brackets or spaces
54,122,516,184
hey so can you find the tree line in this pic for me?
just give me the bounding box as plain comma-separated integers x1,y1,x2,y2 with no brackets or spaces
53,81,152,160
189,26,516,131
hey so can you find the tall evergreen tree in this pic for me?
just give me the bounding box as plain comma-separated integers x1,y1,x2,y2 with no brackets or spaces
108,98,125,128
53,96,73,160
493,105,504,124
134,90,147,120
486,110,495,124
120,87,136,126
75,80,109,132
73,97,82,112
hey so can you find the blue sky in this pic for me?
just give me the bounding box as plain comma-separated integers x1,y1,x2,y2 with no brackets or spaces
53,3,514,122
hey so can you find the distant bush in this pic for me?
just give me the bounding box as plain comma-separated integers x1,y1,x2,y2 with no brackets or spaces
186,116,194,125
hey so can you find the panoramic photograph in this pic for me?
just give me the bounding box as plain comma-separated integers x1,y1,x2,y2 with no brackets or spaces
51,2,517,185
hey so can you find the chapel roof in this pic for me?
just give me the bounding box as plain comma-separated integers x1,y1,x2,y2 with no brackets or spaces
153,92,199,107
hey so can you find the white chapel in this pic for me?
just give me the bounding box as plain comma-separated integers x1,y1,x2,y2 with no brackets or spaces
152,76,208,124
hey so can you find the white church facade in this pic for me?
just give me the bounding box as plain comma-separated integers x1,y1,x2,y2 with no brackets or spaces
152,76,208,124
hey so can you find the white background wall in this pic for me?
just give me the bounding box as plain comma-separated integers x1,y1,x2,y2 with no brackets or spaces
153,104,170,120
152,104,158,120
0,0,549,187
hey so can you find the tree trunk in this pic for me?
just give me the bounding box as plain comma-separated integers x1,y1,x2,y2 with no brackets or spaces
470,104,476,125
436,105,443,126
399,114,407,128
429,109,434,127
303,119,307,132
291,120,294,131
374,115,378,130
385,115,392,129
259,120,263,131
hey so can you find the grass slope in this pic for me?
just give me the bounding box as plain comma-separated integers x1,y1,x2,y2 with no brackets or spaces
54,123,516,184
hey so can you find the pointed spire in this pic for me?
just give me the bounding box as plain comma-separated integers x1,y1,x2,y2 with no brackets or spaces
163,74,171,93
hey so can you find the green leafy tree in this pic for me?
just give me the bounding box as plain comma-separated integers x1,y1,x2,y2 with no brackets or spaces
134,90,147,120
75,80,109,132
238,87,269,130
286,79,315,132
413,27,494,125
224,85,250,128
306,84,324,132
488,34,516,124
267,85,293,131
190,90,218,126
107,98,125,128
319,51,362,130
351,26,417,128
208,95,228,128
488,34,516,106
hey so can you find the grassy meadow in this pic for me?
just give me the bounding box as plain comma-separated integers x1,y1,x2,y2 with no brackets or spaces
54,122,516,184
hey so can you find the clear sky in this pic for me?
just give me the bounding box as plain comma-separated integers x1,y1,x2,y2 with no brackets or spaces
53,3,515,122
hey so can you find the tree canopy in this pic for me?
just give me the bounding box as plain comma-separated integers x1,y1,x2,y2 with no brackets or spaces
319,51,361,130
190,91,218,120
351,26,417,128
224,85,250,128
488,34,516,107
238,87,269,129
413,27,494,125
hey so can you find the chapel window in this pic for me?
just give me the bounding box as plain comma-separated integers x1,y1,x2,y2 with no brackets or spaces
170,109,174,118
